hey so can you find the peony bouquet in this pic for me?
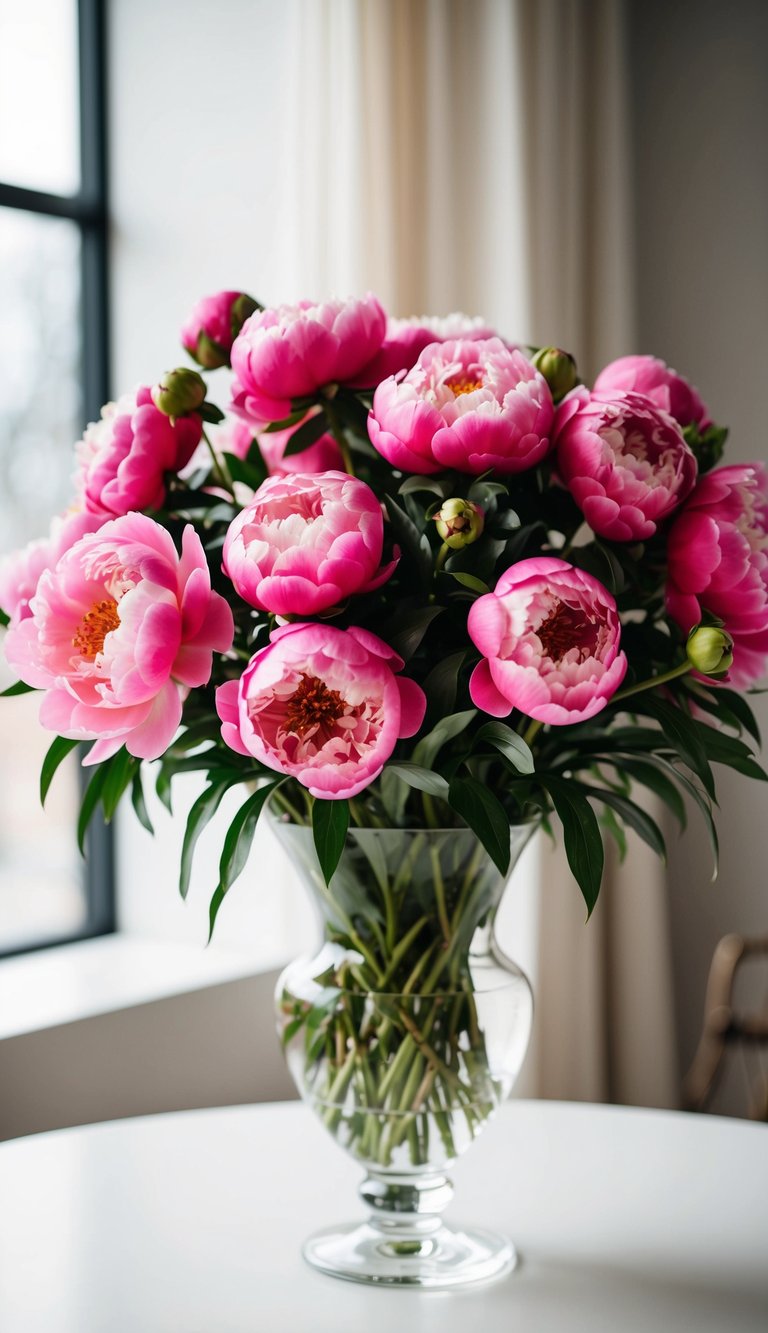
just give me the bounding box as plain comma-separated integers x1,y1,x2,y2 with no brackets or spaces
2,291,767,1175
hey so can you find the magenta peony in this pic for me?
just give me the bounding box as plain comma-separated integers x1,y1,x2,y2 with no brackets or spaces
216,622,426,799
554,388,698,541
222,471,393,616
666,463,768,686
593,355,711,430
75,387,202,518
0,511,106,629
181,290,256,369
368,339,553,476
468,556,627,724
5,513,234,763
230,295,387,425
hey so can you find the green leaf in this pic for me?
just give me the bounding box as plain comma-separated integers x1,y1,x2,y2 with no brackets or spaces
598,804,627,861
41,736,80,807
448,776,511,876
694,724,768,781
542,776,604,918
476,722,535,775
413,709,476,769
379,767,409,824
422,651,465,720
77,764,110,854
616,757,686,829
221,450,265,491
636,697,715,798
581,786,666,862
131,770,154,835
385,763,450,798
385,605,443,661
0,606,9,628
686,684,762,746
101,748,138,822
180,777,240,900
0,679,35,697
442,570,490,596
383,495,432,589
282,409,330,457
715,688,762,746
207,885,226,943
312,797,350,886
398,476,450,499
220,783,278,891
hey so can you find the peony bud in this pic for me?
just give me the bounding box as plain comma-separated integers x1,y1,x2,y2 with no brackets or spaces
434,498,485,548
182,291,261,369
532,347,578,402
686,625,733,677
152,368,207,419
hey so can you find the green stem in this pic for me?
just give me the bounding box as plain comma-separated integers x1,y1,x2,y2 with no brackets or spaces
435,542,450,573
612,660,693,705
323,399,355,477
202,428,234,494
430,844,451,944
522,718,543,747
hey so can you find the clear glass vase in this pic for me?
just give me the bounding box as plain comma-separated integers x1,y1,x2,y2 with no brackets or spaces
271,815,536,1288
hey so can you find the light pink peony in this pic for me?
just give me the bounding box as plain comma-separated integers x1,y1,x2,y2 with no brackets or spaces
181,290,255,368
554,388,698,541
216,622,426,799
76,387,202,518
230,295,387,425
349,313,501,389
5,513,234,763
666,464,768,686
222,472,393,616
468,556,627,724
0,511,105,628
368,339,553,476
593,355,711,430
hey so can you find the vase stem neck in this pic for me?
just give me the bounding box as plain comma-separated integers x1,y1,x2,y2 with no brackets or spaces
359,1172,454,1239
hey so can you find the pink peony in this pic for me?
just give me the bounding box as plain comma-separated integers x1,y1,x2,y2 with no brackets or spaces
5,513,234,763
216,622,426,799
0,511,105,628
368,339,553,476
554,388,698,541
468,556,627,724
666,463,768,686
593,355,711,430
181,290,256,369
222,472,393,616
349,313,500,389
230,295,387,425
76,387,202,518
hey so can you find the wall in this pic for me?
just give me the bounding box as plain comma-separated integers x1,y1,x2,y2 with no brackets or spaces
628,0,768,1101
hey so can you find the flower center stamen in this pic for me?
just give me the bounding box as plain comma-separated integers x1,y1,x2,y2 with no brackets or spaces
537,601,598,664
446,374,483,397
284,674,346,736
72,598,120,659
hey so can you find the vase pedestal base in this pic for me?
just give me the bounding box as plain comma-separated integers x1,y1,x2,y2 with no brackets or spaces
303,1219,517,1288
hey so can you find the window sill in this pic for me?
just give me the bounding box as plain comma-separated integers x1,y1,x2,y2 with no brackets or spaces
0,934,267,1041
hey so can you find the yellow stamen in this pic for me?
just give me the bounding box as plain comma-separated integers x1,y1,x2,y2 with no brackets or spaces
72,598,120,659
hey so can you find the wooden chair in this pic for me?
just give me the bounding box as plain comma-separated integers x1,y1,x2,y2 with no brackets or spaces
683,934,768,1120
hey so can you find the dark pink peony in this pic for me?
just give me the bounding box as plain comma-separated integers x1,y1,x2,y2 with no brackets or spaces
76,387,202,518
368,339,553,476
554,388,698,541
666,463,768,686
222,471,393,616
593,355,711,430
216,622,425,799
230,295,387,425
5,513,234,763
468,557,627,724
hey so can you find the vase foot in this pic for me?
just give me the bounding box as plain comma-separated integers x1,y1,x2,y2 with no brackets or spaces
302,1220,518,1288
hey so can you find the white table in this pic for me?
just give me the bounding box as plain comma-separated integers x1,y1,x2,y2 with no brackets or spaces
0,1100,766,1332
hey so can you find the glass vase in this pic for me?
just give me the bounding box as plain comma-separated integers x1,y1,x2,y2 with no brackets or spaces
271,812,536,1288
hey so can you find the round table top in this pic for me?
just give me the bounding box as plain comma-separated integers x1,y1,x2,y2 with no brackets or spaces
0,1099,766,1332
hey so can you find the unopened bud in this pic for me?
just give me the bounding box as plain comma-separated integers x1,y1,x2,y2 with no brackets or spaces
686,625,733,677
230,293,259,341
152,368,207,419
532,346,579,402
434,498,484,549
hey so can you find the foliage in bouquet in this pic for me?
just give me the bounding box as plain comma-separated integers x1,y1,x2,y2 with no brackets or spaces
2,291,767,943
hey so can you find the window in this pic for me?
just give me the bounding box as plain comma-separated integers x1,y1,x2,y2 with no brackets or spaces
0,0,112,956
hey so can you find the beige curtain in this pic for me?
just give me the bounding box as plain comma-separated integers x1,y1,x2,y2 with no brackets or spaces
289,0,678,1107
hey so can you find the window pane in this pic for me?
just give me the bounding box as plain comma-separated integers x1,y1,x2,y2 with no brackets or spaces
0,0,80,195
0,206,85,952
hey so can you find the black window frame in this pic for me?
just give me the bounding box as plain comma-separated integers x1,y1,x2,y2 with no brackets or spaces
0,0,114,958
